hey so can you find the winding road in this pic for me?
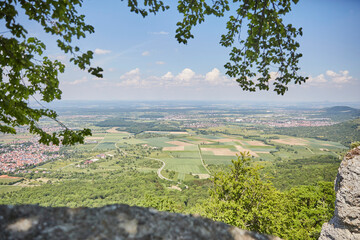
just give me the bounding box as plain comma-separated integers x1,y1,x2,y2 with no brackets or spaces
144,156,172,181
114,142,172,181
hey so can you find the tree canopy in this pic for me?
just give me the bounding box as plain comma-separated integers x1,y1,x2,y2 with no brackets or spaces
199,153,335,239
0,0,306,144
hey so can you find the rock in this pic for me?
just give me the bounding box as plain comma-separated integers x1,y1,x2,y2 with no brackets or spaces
319,147,360,240
0,204,281,240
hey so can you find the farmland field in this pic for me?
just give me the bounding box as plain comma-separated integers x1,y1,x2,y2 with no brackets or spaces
1,103,355,195
6,127,346,183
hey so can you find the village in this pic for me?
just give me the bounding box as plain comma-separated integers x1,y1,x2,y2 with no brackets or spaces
0,138,61,173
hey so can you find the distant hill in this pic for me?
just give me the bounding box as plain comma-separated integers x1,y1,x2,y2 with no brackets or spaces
317,106,360,121
325,106,358,113
270,118,360,147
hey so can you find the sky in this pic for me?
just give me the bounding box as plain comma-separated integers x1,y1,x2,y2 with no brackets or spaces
22,0,360,103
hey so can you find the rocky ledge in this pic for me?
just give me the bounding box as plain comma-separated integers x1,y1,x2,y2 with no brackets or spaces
0,204,280,240
319,147,360,240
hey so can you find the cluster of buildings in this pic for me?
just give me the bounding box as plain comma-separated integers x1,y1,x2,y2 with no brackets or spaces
233,116,335,127
76,153,112,168
0,139,61,173
265,120,335,127
183,122,220,128
247,119,334,127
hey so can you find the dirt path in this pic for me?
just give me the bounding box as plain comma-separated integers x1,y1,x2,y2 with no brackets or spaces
197,145,211,174
91,132,108,151
305,147,314,154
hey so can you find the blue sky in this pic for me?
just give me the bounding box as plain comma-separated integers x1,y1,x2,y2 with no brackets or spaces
27,0,360,102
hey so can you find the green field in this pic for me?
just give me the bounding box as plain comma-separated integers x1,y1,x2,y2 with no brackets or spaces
202,154,236,165
143,137,175,148
161,157,208,175
4,123,348,188
94,142,117,151
0,185,22,194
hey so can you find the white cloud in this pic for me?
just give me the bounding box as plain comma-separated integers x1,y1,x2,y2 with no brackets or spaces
326,70,352,84
205,68,220,83
67,77,88,85
307,74,327,84
94,48,111,55
112,68,235,88
120,68,140,80
150,31,169,35
306,70,354,86
161,72,174,80
156,61,165,65
269,72,280,82
117,79,141,87
142,51,150,56
325,70,337,77
204,68,233,86
118,68,146,87
92,77,106,81
175,68,196,83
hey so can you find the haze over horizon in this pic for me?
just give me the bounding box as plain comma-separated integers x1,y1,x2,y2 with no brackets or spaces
24,0,360,102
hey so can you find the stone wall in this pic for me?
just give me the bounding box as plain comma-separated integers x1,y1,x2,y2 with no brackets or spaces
319,147,360,240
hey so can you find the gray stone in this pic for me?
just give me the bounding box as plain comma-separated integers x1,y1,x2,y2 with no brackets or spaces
0,204,281,240
319,147,360,240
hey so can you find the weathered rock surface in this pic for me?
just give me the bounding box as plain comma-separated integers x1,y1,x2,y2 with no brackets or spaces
0,204,281,240
319,147,360,240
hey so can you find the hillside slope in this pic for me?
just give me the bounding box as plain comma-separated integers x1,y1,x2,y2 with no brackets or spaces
270,118,360,146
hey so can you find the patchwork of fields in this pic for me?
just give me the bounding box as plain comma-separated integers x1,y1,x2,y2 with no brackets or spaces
0,125,347,186
76,128,347,181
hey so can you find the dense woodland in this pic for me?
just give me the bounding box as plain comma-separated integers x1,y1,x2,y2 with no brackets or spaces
96,118,182,134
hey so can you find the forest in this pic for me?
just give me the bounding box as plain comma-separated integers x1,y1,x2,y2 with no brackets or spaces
269,118,360,146
96,118,182,134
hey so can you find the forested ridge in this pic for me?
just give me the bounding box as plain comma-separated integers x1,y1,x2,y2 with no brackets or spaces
269,118,360,146
96,118,182,134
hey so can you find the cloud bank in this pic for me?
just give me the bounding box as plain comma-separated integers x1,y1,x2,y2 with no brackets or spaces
94,48,111,55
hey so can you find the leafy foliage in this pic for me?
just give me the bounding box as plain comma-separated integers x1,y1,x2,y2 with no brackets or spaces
125,0,307,95
0,0,97,145
174,0,307,94
262,155,341,190
199,153,335,239
1,0,306,144
0,151,336,239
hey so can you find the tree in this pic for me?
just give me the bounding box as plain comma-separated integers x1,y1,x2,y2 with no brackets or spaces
0,0,97,145
198,152,335,239
0,0,306,144
201,152,284,233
